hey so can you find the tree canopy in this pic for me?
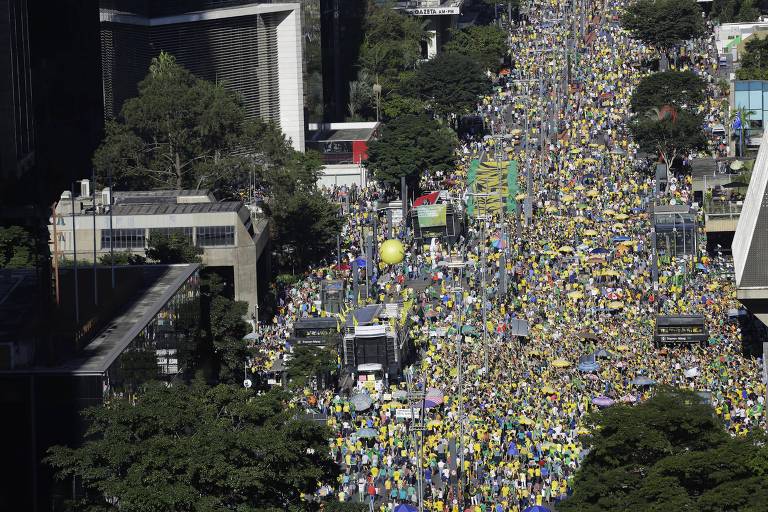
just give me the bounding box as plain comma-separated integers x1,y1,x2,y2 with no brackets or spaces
630,108,707,171
631,70,707,114
443,25,508,72
286,344,338,389
621,0,705,51
365,114,457,191
559,388,768,511
737,36,768,79
402,52,491,118
711,0,761,23
358,4,426,91
45,383,337,512
94,52,244,191
0,225,40,268
145,230,203,264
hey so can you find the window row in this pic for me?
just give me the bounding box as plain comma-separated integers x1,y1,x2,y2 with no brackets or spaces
100,226,234,249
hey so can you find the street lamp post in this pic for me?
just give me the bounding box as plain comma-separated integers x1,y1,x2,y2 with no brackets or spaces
373,82,382,123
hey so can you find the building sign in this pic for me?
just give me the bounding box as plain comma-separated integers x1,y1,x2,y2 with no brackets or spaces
405,7,461,15
654,315,708,345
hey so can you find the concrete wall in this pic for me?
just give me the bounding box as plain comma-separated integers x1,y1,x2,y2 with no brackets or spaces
50,211,270,316
276,5,305,152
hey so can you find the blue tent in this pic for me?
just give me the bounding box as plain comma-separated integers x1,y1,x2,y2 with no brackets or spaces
593,348,613,359
395,505,418,512
612,236,630,242
631,375,656,386
578,354,600,372
523,506,552,512
579,360,600,372
591,247,610,254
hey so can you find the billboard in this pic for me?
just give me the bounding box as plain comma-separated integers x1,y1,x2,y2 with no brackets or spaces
417,204,448,228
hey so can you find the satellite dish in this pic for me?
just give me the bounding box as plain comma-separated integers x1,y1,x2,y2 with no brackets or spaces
243,379,252,389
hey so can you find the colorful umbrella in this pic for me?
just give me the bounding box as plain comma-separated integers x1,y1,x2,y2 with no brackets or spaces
592,396,615,407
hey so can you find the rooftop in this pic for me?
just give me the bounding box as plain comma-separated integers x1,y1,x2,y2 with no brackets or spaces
112,201,243,216
14,264,199,376
307,122,381,143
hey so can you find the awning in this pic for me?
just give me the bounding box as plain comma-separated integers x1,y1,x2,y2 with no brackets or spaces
414,191,440,207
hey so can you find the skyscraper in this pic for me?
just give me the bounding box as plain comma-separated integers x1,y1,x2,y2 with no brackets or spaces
0,0,35,187
100,1,306,151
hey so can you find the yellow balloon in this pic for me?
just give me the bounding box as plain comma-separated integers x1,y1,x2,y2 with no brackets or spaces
380,239,405,265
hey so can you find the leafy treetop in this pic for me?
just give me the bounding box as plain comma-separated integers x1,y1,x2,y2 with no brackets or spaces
737,36,768,79
559,388,768,512
443,25,509,72
401,52,492,118
621,0,705,51
365,114,457,192
630,70,707,114
46,383,337,512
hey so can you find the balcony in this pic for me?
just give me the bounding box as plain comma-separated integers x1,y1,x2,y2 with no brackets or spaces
704,200,743,233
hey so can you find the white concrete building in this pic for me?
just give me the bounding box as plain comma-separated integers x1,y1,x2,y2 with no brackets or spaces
100,2,305,151
50,183,269,319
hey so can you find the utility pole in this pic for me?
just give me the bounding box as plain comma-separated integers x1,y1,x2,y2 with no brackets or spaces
406,370,426,512
91,168,98,306
108,172,115,289
71,183,80,325
482,221,489,374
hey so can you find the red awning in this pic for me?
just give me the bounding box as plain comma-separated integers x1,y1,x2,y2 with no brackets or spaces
413,191,440,207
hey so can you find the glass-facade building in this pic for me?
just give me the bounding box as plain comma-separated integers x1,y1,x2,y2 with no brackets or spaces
103,269,200,399
734,80,768,138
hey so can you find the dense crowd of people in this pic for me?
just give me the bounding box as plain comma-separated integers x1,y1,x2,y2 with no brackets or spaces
253,1,767,511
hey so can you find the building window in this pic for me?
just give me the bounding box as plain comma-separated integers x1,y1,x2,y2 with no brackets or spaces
196,226,235,247
101,228,146,249
150,227,194,244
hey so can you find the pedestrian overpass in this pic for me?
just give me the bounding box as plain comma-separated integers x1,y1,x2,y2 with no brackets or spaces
733,130,768,325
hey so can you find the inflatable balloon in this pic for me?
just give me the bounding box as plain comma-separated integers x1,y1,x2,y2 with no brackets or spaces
380,239,405,265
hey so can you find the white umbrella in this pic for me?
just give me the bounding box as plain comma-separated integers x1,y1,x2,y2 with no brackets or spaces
684,367,699,378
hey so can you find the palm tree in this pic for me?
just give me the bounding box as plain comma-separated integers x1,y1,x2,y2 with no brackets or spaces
730,106,756,157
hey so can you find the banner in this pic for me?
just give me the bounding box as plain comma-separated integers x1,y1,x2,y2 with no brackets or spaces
417,204,448,228
507,160,518,213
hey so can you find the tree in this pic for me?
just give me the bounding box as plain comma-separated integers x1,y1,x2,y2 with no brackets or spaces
0,225,40,268
402,52,491,118
145,230,203,264
380,93,426,120
630,107,706,183
210,294,249,385
559,388,768,511
271,191,345,271
443,25,508,72
98,251,146,266
94,52,244,191
630,71,707,114
711,0,760,23
358,4,426,91
737,36,768,79
365,114,457,191
286,344,338,389
45,383,337,512
621,0,705,54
